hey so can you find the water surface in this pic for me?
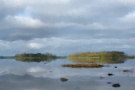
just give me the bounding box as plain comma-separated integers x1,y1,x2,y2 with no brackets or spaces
0,58,135,90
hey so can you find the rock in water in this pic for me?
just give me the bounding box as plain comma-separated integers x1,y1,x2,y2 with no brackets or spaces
108,73,114,76
60,78,68,82
112,83,120,87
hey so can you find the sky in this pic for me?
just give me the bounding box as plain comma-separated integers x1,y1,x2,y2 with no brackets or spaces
0,0,135,56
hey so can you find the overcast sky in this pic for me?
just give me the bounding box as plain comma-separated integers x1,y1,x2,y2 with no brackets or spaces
0,0,135,56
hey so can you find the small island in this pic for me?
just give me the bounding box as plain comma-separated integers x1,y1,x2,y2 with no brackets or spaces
62,64,104,68
15,53,58,62
0,53,66,62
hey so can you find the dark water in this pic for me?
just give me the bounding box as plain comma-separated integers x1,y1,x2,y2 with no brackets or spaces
0,58,135,90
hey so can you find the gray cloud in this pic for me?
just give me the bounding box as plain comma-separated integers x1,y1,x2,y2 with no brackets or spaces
0,0,135,55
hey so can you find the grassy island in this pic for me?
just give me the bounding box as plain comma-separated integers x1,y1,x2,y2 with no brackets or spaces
68,51,128,64
68,51,126,58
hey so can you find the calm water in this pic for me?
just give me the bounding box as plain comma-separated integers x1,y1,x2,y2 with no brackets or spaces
0,58,135,90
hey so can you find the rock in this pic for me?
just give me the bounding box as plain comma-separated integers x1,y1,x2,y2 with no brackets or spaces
60,78,68,82
108,73,114,76
112,83,120,87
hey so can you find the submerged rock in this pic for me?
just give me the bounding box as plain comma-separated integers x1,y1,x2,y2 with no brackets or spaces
99,76,104,79
107,82,112,84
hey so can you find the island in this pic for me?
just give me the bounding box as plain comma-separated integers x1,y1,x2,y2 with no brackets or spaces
67,51,135,64
15,53,64,62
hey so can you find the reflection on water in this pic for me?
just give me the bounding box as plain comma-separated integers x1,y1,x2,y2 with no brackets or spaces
16,59,55,63
0,58,135,90
68,57,125,64
15,57,56,63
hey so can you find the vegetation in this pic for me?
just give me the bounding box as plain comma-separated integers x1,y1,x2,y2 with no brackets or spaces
123,69,133,72
68,51,127,64
68,57,125,64
1,51,135,64
68,51,126,58
15,53,58,62
62,64,104,68
126,56,135,59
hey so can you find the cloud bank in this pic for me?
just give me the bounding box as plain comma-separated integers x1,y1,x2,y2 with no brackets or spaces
0,0,135,55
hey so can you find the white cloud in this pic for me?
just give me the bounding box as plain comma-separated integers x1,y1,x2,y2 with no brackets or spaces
28,43,44,49
0,37,135,55
5,16,45,28
116,11,135,29
120,12,135,22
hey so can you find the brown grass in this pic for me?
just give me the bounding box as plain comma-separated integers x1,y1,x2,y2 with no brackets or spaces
62,64,104,68
123,69,133,72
